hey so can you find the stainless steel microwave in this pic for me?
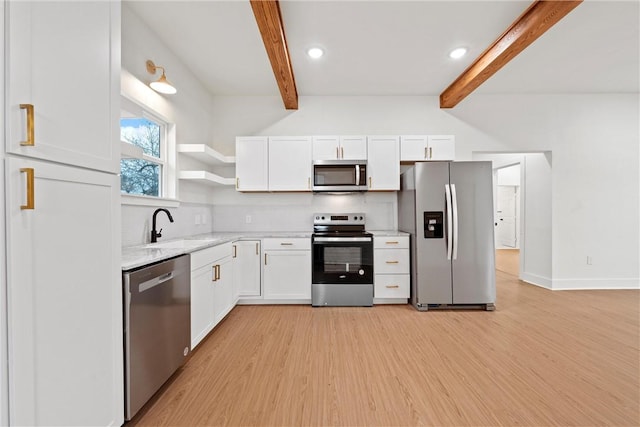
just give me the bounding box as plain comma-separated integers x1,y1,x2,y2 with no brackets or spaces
312,160,368,192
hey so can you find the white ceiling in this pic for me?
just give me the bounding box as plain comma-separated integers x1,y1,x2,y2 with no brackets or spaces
125,0,639,101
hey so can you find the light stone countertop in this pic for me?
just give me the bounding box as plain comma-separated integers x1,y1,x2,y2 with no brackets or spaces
368,230,410,237
122,231,311,271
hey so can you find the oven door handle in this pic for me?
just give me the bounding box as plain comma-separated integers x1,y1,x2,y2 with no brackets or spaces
313,236,372,243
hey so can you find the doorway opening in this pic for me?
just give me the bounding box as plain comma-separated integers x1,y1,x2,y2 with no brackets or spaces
495,164,520,277
472,151,552,288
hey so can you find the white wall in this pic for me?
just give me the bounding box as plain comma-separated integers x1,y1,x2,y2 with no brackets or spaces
121,4,219,245
497,164,520,186
209,94,639,290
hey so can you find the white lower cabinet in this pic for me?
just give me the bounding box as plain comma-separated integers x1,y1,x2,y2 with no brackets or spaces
374,235,410,302
190,243,235,349
263,238,311,301
233,240,261,298
5,157,123,426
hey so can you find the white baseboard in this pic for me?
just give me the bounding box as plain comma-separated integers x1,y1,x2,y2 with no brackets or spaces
551,278,640,290
520,272,552,289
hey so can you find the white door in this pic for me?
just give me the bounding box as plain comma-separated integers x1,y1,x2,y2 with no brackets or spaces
367,136,400,190
213,256,235,323
496,185,518,248
5,157,123,426
268,136,312,191
236,137,268,191
312,136,340,160
400,135,428,161
263,250,312,299
427,135,456,160
190,262,215,349
233,241,261,297
339,136,367,160
6,1,119,173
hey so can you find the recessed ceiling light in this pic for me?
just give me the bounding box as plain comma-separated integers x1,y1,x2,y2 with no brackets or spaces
449,47,467,59
307,47,324,59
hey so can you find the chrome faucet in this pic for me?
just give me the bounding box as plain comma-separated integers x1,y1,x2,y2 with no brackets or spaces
151,208,174,243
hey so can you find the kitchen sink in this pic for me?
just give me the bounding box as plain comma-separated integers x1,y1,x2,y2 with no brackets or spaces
143,239,217,250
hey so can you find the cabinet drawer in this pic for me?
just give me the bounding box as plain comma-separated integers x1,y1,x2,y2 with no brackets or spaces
374,249,409,274
374,236,409,249
375,275,410,299
263,238,310,251
191,243,232,270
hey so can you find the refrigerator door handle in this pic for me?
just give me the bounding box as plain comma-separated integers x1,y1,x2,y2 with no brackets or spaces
445,184,453,260
451,183,459,260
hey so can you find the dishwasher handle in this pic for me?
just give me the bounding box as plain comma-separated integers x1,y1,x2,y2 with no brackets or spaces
138,272,174,293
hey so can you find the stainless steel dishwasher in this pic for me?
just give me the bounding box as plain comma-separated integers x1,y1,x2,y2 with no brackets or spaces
123,254,190,420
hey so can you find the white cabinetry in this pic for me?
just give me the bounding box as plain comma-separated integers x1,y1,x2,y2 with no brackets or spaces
268,136,312,191
5,158,123,425
367,136,400,190
190,243,235,349
236,136,268,191
400,135,455,161
374,236,410,301
6,1,120,174
4,2,122,425
312,135,367,160
263,238,311,301
233,240,262,297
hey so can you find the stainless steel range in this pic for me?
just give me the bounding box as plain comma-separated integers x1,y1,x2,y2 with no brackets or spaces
311,213,374,306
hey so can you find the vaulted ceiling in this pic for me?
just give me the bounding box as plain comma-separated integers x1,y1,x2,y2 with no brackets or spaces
125,0,639,107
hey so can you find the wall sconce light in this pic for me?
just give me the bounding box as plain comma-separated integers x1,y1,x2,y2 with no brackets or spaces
146,60,177,94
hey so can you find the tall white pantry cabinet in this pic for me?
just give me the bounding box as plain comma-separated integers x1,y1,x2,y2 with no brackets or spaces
2,1,124,426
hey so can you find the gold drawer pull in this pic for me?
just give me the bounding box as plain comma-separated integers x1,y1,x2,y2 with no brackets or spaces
20,168,35,210
20,104,35,146
385,260,399,264
233,245,237,258
256,242,259,255
280,242,293,246
212,265,217,282
385,241,399,245
386,285,399,289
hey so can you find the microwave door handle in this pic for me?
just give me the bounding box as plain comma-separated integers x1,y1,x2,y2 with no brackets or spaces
355,165,360,186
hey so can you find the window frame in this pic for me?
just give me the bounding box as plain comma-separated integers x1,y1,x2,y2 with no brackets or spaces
119,91,178,207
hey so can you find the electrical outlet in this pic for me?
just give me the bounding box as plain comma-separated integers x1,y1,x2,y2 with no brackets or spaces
245,215,252,224
586,256,593,265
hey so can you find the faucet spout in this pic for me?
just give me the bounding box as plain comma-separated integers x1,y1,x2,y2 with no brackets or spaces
151,208,174,243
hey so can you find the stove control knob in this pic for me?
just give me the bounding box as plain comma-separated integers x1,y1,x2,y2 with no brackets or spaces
321,216,325,220
315,216,319,220
359,216,363,220
353,216,357,220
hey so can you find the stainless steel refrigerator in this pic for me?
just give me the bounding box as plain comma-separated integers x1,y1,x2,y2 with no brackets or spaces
399,162,496,311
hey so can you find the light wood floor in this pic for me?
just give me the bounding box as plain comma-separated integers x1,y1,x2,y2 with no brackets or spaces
496,249,520,277
129,273,640,426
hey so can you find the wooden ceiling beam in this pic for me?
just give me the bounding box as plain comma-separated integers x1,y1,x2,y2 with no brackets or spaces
439,0,583,109
250,0,298,110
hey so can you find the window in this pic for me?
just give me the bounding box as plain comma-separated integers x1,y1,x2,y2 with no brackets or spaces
120,116,167,197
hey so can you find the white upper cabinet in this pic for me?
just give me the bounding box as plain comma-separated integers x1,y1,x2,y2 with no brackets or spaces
268,136,312,191
400,135,455,161
367,136,400,191
312,135,367,160
6,1,120,173
236,136,268,191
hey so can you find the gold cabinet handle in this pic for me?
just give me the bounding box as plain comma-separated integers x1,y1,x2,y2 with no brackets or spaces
341,147,344,158
386,285,400,289
385,260,399,264
20,168,35,210
369,177,372,188
429,147,433,159
212,265,217,282
264,253,268,265
236,177,239,189
385,241,399,245
280,242,293,246
336,146,339,159
424,146,428,159
233,245,237,258
255,242,259,255
308,177,311,189
216,264,221,281
20,104,35,146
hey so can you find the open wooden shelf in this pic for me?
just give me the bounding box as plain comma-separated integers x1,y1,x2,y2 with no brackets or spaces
178,170,235,187
177,144,235,166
